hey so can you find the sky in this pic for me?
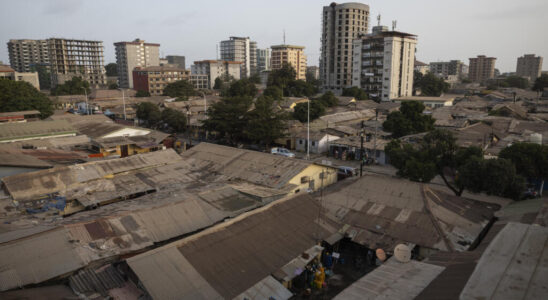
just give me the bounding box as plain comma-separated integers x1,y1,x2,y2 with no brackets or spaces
0,0,547,72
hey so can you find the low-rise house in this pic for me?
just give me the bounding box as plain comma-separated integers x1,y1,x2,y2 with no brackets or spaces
336,96,356,106
490,102,528,119
394,95,459,108
328,135,390,164
0,110,41,123
295,130,340,154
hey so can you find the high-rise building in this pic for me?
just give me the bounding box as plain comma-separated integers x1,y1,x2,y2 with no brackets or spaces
48,38,106,88
166,55,186,69
307,66,320,81
7,39,50,72
192,60,242,89
220,36,257,78
468,55,496,83
271,45,307,80
516,54,543,81
429,60,468,78
256,48,271,73
352,26,417,102
320,2,370,93
114,39,160,88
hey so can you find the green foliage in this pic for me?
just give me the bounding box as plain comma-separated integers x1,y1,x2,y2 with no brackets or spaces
202,96,253,145
52,76,90,95
108,82,118,89
500,143,548,180
293,100,325,123
161,108,186,133
415,72,450,96
305,72,321,88
505,76,529,89
135,90,151,97
213,77,224,90
249,73,261,84
342,86,368,100
136,102,161,127
385,140,437,182
30,64,50,90
268,63,317,97
163,80,195,99
105,63,118,77
263,86,283,100
225,78,258,97
532,74,548,92
0,79,53,118
383,101,435,137
318,91,338,107
245,96,288,148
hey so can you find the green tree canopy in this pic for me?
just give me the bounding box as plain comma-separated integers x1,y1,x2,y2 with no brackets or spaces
135,90,151,97
136,102,161,127
532,74,548,92
342,86,368,100
245,96,288,149
0,79,54,118
202,96,253,145
286,79,317,97
383,101,435,137
293,100,325,123
163,80,195,99
225,78,258,97
249,73,261,84
263,86,283,100
318,91,339,107
415,72,450,96
52,76,90,96
504,76,529,89
108,82,118,90
105,63,118,77
268,63,317,97
500,142,548,194
161,108,187,133
30,64,50,90
213,77,224,90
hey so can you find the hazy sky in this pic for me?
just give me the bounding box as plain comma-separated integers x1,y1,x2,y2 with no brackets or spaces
1,0,547,72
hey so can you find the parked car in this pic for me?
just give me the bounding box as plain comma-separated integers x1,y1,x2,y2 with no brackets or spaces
522,186,539,199
271,147,295,158
337,166,356,180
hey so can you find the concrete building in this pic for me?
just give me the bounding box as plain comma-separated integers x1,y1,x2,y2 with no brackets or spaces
114,39,160,89
192,60,242,89
133,66,190,95
351,26,417,102
307,66,320,80
189,74,209,90
256,48,271,73
516,54,543,81
320,2,370,93
429,60,468,78
414,60,429,75
7,39,50,72
220,36,256,78
270,45,307,80
468,55,496,83
0,65,40,89
166,55,186,69
47,38,106,88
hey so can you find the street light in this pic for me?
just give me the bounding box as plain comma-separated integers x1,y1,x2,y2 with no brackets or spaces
117,88,127,120
306,97,310,160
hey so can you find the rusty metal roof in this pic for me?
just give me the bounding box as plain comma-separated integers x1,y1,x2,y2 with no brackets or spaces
0,120,76,142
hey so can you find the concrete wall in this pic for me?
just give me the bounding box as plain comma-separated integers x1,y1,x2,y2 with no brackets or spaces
289,164,338,193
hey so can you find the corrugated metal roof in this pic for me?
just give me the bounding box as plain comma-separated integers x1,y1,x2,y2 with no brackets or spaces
333,258,445,300
234,276,293,300
0,153,52,168
0,120,76,142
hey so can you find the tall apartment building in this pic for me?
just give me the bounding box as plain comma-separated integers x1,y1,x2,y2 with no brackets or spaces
320,2,370,93
468,55,496,83
429,60,468,78
48,38,106,88
516,54,543,81
220,36,257,78
166,55,186,69
192,60,242,89
270,45,307,80
307,66,320,80
114,39,160,88
7,39,50,72
352,26,417,102
133,66,190,95
256,48,271,73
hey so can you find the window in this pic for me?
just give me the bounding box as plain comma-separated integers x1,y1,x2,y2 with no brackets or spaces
312,141,315,146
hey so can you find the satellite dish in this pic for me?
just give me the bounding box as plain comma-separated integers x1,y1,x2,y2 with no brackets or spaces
376,248,386,261
394,244,411,263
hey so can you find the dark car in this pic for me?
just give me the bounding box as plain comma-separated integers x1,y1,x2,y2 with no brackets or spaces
337,166,356,180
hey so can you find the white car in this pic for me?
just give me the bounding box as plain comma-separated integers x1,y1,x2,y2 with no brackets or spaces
271,147,295,158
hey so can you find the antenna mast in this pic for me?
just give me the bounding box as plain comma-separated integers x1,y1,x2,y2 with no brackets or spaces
377,14,381,26
216,44,218,60
392,20,397,31
283,29,286,44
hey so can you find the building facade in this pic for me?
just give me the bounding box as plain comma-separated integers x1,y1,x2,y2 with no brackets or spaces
114,39,160,89
133,66,190,95
351,26,417,102
189,74,209,90
468,55,496,83
320,2,370,93
271,45,307,80
516,54,543,81
307,66,320,80
192,60,242,89
7,39,50,72
414,60,429,75
166,55,186,69
0,65,40,89
429,60,468,78
220,36,257,78
256,48,271,73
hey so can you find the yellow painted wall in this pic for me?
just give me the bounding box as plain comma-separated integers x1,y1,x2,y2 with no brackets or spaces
288,164,338,193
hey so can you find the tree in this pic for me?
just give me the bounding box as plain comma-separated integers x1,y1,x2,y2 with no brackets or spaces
263,86,283,100
415,72,450,96
225,78,258,97
135,90,151,97
163,80,195,99
532,74,548,92
161,108,186,133
249,73,261,84
51,76,90,95
504,76,529,89
202,96,253,145
383,101,435,137
213,77,224,90
108,82,118,89
287,79,317,97
136,102,161,127
500,143,548,195
268,63,296,90
293,100,325,123
318,91,338,107
245,96,288,149
342,86,368,100
30,64,50,90
105,63,118,77
0,79,54,118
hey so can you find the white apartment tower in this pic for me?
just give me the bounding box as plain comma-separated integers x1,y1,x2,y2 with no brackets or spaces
352,25,417,102
516,54,543,81
114,39,160,88
192,60,242,89
220,36,257,78
320,2,370,93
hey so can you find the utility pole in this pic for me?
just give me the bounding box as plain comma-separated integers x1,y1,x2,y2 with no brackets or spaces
122,89,127,120
360,120,364,177
307,98,310,160
373,109,378,164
